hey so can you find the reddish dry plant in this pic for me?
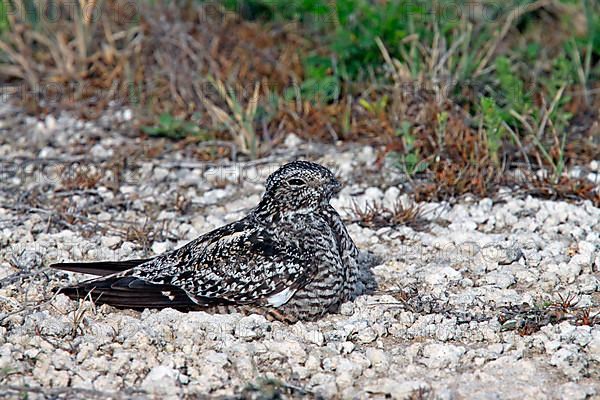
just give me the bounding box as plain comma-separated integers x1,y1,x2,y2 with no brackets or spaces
526,176,600,207
0,0,140,116
377,286,417,305
413,162,502,202
408,387,433,400
274,96,396,143
349,199,429,230
123,220,166,250
412,162,599,207
174,193,191,214
517,321,543,336
549,292,580,313
497,298,588,337
1,1,305,121
59,164,103,190
575,308,600,326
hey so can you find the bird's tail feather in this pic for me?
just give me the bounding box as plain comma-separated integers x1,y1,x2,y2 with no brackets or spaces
50,258,152,276
56,276,202,311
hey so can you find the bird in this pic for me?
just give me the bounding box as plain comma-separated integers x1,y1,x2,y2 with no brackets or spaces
51,160,362,322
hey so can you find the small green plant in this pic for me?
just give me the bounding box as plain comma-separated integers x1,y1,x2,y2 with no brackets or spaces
486,49,577,179
480,97,505,165
436,111,448,153
494,56,534,123
531,52,575,179
285,55,340,103
358,95,388,117
582,0,600,60
394,121,428,176
0,1,10,33
204,78,261,158
222,0,332,22
141,113,206,140
331,1,413,77
221,0,434,79
540,300,553,309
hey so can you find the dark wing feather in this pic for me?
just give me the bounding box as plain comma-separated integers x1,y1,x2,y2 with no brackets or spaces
50,258,153,277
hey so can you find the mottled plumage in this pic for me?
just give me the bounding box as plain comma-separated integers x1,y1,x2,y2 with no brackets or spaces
51,161,362,321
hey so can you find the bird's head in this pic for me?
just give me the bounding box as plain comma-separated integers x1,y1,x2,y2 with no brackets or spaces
256,161,341,218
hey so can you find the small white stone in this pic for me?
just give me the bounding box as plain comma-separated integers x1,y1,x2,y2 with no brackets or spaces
120,185,136,194
284,133,303,148
122,109,133,121
269,340,306,360
340,341,355,354
153,167,169,181
305,353,321,371
364,187,384,202
558,382,596,400
151,241,170,255
586,172,599,183
365,348,388,369
339,303,354,316
97,212,112,222
356,146,376,164
304,330,325,346
485,271,516,289
101,236,121,249
141,365,179,394
235,314,269,340
313,381,338,399
45,115,57,131
549,345,587,379
421,343,465,369
383,186,400,209
356,327,378,344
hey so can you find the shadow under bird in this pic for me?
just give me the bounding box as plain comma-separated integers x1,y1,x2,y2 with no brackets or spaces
51,161,363,322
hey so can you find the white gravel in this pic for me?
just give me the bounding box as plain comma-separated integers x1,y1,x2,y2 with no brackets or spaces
0,102,599,399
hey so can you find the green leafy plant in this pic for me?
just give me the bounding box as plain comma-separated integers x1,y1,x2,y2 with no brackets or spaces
222,0,332,22
204,78,261,158
532,53,575,179
141,113,206,140
436,111,449,154
494,56,534,122
0,1,10,33
394,121,429,176
331,1,413,77
480,97,505,166
285,55,340,103
359,95,388,117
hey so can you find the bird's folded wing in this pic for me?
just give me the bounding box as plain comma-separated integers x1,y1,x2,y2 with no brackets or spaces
55,220,320,310
135,224,318,307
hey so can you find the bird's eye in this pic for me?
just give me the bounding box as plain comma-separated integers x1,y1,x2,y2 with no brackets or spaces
287,178,306,186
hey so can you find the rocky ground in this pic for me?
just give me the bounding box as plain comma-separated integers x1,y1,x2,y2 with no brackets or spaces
0,100,599,399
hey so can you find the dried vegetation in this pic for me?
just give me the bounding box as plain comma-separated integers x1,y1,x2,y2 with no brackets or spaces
0,0,599,206
498,292,600,336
